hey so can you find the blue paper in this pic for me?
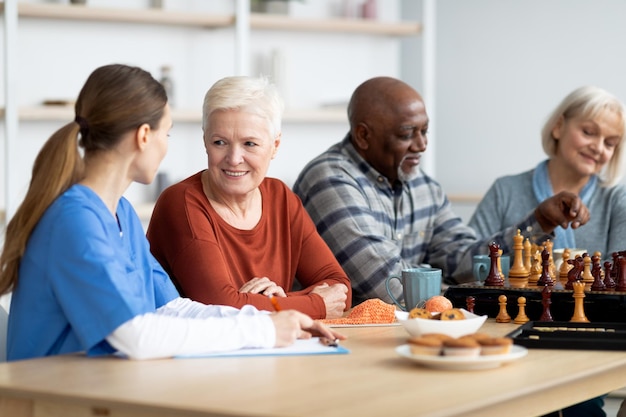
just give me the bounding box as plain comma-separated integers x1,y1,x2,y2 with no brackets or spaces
176,337,349,359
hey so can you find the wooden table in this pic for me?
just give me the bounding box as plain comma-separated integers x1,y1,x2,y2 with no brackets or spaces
0,320,625,417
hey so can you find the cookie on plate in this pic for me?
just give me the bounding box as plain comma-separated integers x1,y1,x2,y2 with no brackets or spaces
439,308,465,321
442,337,480,357
408,307,431,319
407,336,443,356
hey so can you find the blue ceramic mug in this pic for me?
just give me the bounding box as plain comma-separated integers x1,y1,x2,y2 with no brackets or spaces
385,267,442,311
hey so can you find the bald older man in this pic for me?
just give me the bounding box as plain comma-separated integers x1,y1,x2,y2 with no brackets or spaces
293,76,589,306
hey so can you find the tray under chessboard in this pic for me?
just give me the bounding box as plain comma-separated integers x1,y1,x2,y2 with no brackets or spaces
507,321,626,350
443,283,626,323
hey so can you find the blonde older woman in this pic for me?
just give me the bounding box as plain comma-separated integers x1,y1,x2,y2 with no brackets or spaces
469,85,626,258
147,76,351,319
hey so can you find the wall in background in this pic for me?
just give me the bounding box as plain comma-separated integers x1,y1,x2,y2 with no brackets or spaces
434,0,626,205
0,0,409,218
4,0,626,226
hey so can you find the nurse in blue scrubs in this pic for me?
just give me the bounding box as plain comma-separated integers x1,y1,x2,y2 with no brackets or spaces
0,64,343,361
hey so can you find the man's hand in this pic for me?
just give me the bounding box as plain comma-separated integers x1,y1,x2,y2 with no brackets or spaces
535,191,590,233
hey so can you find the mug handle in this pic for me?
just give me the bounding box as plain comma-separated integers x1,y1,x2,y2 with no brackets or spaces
385,275,405,311
473,262,488,282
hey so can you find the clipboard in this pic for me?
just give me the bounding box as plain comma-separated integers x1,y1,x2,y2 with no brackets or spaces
176,337,349,359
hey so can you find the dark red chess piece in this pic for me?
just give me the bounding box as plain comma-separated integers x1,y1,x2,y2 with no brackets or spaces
484,242,504,287
539,284,553,322
616,256,626,292
604,261,617,289
536,248,553,287
612,252,620,283
590,255,606,291
465,296,475,314
565,256,584,290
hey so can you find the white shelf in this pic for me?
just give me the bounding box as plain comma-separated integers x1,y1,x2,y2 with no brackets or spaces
0,106,348,124
250,14,421,36
2,3,421,36
12,2,234,28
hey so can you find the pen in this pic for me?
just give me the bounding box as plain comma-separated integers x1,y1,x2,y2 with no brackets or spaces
269,295,282,312
319,337,339,348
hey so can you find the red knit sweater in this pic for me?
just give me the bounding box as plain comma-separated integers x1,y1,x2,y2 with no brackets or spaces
147,172,351,319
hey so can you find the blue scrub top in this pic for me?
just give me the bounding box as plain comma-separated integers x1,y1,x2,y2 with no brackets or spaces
7,185,179,361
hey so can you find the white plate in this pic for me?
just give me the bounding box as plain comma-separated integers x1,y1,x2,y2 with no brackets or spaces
396,344,528,371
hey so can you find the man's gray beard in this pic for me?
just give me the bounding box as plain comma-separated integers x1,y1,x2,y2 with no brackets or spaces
397,164,420,182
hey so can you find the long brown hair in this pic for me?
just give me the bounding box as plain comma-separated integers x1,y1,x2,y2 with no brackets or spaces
0,64,167,295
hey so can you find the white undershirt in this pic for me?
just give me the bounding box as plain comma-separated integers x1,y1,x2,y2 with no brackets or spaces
107,298,276,360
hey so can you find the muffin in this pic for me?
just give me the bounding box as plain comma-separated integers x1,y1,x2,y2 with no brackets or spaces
464,332,492,343
407,336,444,356
478,337,514,355
421,333,455,343
408,307,431,319
442,337,480,357
439,308,465,321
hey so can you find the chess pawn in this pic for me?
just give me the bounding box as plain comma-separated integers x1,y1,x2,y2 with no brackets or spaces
590,255,606,291
570,280,590,323
544,240,557,280
540,284,554,322
536,248,554,287
508,229,529,288
593,251,603,276
496,294,511,323
604,261,617,290
581,253,594,291
513,296,529,324
466,296,475,314
523,238,532,273
528,252,542,287
559,249,572,288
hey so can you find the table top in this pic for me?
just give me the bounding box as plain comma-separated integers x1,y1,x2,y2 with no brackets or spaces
1,320,625,417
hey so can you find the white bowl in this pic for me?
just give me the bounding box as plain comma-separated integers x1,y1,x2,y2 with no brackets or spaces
395,309,487,338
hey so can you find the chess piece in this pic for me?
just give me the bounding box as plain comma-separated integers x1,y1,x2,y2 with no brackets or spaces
496,294,511,323
513,296,529,324
616,256,626,292
540,284,553,321
523,238,532,273
565,256,584,290
590,255,606,291
528,252,542,287
581,253,594,291
570,280,590,323
497,249,504,278
612,252,620,284
536,248,554,287
559,248,572,288
604,261,617,289
508,229,529,288
484,242,505,287
465,296,475,314
544,239,556,280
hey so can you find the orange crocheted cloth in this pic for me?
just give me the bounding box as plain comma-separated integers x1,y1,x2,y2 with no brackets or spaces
320,298,397,325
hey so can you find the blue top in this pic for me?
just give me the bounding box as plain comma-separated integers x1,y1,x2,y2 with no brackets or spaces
7,185,179,361
469,168,626,261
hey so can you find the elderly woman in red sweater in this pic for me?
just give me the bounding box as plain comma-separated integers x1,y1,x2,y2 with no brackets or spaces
147,76,351,319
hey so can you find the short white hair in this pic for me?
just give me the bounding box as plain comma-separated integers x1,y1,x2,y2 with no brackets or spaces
202,76,284,138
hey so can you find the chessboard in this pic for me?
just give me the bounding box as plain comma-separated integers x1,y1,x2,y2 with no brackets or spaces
506,321,626,350
443,283,626,323
443,230,626,323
